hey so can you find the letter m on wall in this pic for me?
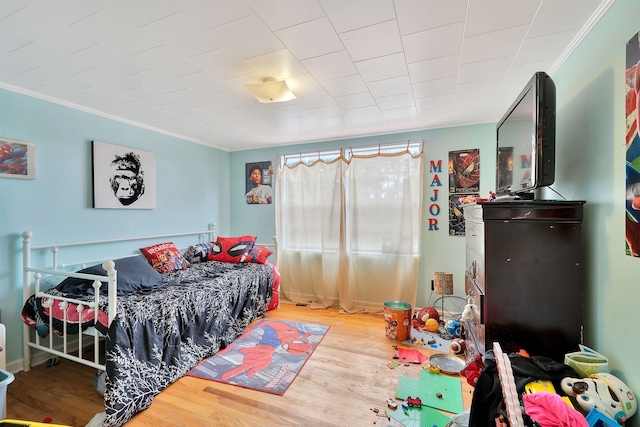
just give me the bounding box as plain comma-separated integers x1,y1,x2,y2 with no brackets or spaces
429,160,442,173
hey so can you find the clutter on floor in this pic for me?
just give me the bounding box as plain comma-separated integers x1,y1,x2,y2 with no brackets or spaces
378,303,637,427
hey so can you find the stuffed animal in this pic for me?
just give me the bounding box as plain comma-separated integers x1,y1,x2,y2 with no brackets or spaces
561,373,637,423
412,306,439,330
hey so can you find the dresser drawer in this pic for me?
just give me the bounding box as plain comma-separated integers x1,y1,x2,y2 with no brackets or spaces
465,219,484,254
465,219,485,292
465,246,484,293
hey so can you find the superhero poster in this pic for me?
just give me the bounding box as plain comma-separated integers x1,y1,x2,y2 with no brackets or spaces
448,149,480,194
0,137,35,179
626,32,640,257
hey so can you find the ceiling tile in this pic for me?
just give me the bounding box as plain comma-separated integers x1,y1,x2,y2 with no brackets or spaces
347,105,385,121
355,52,408,83
407,54,459,84
246,49,307,79
335,92,376,110
212,15,285,59
464,0,540,36
376,93,415,111
287,115,324,128
403,22,464,64
198,102,238,118
395,0,467,35
301,50,358,81
176,1,254,30
188,47,255,80
412,77,457,98
383,105,417,121
322,115,357,127
0,1,30,21
460,25,529,64
97,0,180,28
503,60,555,85
340,20,402,62
455,78,502,100
310,104,348,120
138,12,210,47
515,30,578,64
367,76,412,98
246,0,325,31
321,74,368,97
284,73,326,96
320,0,396,33
416,94,455,111
457,57,514,84
68,10,161,56
529,0,604,37
275,17,344,60
33,1,106,26
294,90,336,109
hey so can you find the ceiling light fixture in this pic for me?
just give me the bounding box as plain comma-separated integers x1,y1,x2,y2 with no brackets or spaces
245,77,296,103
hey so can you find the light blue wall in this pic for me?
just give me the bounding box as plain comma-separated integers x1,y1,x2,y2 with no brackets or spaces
229,124,496,311
0,88,231,364
550,0,639,415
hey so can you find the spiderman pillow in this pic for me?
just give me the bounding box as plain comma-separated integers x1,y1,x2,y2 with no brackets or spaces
244,246,273,264
208,236,256,263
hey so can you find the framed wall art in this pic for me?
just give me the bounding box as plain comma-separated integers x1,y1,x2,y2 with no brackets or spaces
92,140,156,209
626,31,640,257
448,148,480,194
245,161,273,205
0,137,35,179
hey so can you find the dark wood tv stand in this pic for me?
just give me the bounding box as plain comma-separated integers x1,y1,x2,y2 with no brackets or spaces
462,200,585,362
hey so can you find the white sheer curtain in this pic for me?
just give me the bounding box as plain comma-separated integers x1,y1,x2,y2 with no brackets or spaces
275,143,424,313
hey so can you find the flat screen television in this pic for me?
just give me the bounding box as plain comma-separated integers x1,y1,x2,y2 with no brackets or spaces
496,71,556,199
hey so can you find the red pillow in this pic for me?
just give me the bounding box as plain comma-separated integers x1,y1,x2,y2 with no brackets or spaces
140,242,188,274
244,246,273,264
208,236,256,263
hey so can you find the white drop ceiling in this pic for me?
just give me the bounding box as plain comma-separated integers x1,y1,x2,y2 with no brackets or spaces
0,0,612,152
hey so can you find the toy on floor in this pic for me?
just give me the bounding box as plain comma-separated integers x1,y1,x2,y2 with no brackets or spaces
561,373,637,423
412,306,439,330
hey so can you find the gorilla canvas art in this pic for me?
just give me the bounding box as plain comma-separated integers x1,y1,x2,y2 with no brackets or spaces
92,140,156,209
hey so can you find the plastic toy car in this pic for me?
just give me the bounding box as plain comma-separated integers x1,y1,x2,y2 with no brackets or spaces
406,396,422,408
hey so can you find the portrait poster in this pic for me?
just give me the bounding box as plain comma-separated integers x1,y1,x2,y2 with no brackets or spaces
448,149,480,194
92,141,156,209
626,31,640,257
0,137,35,179
245,161,273,205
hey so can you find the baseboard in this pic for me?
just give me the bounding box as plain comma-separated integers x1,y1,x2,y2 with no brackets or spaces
280,293,389,313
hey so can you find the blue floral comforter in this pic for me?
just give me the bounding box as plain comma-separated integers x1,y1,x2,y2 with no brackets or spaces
104,260,273,426
23,260,274,427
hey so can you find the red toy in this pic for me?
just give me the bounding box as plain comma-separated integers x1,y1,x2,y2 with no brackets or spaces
406,397,422,408
412,306,439,330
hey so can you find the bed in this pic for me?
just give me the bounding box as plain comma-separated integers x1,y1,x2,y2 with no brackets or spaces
20,226,280,427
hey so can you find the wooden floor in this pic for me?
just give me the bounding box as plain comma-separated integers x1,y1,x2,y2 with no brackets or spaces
6,303,473,426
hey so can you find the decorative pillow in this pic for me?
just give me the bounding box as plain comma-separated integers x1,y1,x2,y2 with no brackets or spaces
208,235,256,263
183,242,215,264
56,255,164,297
244,246,273,264
140,242,188,274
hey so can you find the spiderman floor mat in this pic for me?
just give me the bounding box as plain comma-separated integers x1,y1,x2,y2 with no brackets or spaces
187,319,329,395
